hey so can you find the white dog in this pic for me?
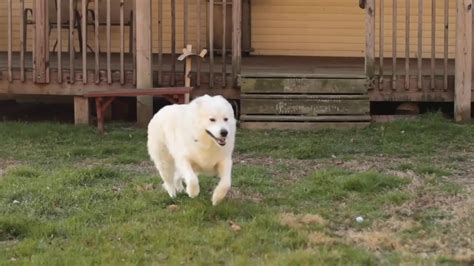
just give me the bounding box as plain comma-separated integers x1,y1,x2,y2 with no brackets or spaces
147,94,236,205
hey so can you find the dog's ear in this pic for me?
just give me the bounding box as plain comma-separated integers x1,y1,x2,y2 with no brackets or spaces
192,94,211,107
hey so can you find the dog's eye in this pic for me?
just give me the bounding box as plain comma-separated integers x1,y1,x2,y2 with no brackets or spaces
224,118,228,122
210,118,216,122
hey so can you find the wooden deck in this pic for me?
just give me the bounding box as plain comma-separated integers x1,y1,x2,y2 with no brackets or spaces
0,52,464,102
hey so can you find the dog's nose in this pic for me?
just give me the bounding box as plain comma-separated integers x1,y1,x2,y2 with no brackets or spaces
220,129,228,137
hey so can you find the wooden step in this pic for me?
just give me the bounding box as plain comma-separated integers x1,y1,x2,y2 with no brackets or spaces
241,77,367,94
239,76,370,130
240,115,371,122
240,121,370,130
241,94,369,116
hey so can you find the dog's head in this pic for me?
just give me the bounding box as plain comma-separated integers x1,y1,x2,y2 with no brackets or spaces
191,95,236,147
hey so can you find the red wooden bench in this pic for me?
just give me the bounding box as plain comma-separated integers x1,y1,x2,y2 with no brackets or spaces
83,87,192,133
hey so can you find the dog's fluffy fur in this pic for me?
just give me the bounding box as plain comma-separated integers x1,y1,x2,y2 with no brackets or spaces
147,95,236,205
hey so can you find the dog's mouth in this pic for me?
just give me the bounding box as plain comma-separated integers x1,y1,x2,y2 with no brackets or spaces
206,130,226,146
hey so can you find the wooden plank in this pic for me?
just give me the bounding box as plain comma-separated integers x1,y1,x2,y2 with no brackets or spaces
240,122,370,131
107,0,112,84
136,0,154,127
241,94,369,100
197,0,202,87
184,0,189,46
183,0,189,77
84,87,192,97
69,0,75,84
209,0,215,88
132,0,136,85
405,0,410,90
241,73,366,79
417,0,423,90
379,0,384,88
365,0,375,83
454,0,472,122
74,96,90,125
95,0,100,84
35,0,49,83
240,115,371,122
8,0,12,82
374,74,454,98
241,98,369,116
444,0,448,91
431,0,436,90
222,0,227,88
241,78,367,94
20,0,25,82
232,0,242,88
57,0,62,83
82,0,87,84
0,72,136,96
120,0,125,85
392,0,397,90
171,0,176,86
158,0,163,85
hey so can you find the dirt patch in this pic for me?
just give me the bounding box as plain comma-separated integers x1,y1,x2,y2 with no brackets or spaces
0,159,21,178
308,232,337,245
227,188,263,203
346,230,403,251
279,213,326,229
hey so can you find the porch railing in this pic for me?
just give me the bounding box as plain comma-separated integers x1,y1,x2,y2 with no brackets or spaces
363,0,471,122
3,0,241,90
364,0,455,92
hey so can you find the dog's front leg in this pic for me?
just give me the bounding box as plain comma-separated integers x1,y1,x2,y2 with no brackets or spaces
212,157,232,206
176,160,200,198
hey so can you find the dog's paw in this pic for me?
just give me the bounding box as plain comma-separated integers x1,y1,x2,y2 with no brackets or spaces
175,178,185,193
212,185,230,206
186,182,200,198
162,183,177,198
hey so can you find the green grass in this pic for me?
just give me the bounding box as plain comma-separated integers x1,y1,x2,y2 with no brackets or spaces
0,113,473,265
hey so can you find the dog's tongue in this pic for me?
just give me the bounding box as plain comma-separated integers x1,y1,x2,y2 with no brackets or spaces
217,138,226,146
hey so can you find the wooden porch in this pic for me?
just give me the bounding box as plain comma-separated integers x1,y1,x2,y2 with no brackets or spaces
1,52,463,102
0,0,472,127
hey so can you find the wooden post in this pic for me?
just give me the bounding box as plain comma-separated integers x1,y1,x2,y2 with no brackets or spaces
365,0,375,78
82,0,87,84
74,97,90,125
35,0,49,83
455,0,472,122
232,0,242,88
184,45,192,103
8,0,12,82
365,0,376,84
136,0,154,127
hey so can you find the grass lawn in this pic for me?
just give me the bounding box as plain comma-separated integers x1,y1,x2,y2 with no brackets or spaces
0,114,473,265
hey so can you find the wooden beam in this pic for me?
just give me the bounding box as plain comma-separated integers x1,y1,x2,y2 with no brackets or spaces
35,0,49,83
455,0,472,122
69,0,75,84
8,0,12,82
135,0,154,127
74,96,90,125
57,0,62,83
392,0,397,90
417,0,423,90
209,0,215,87
232,0,242,88
82,0,87,84
365,0,375,83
